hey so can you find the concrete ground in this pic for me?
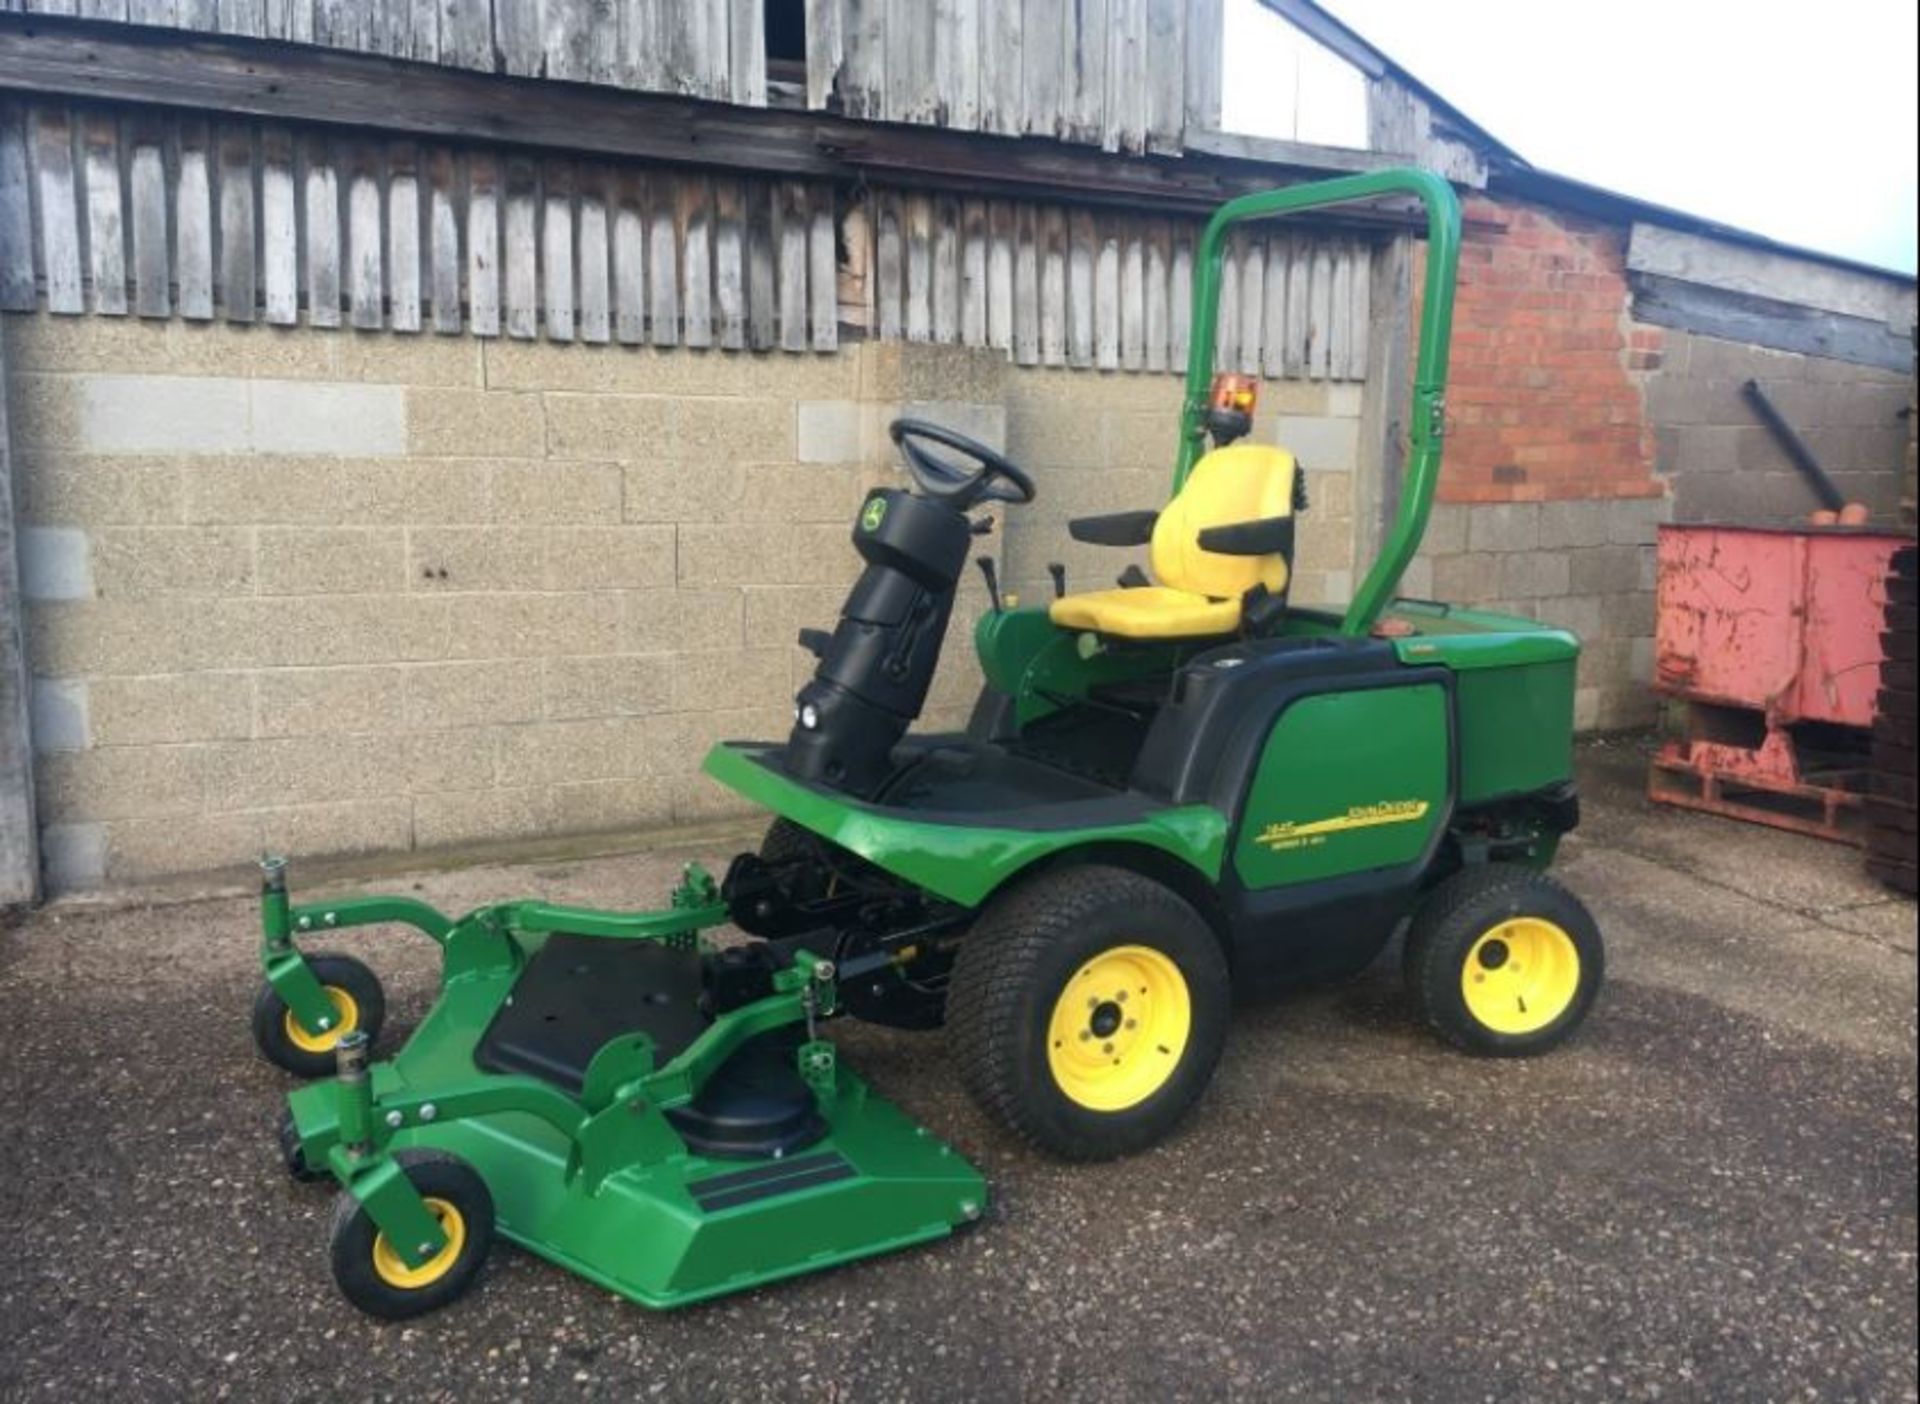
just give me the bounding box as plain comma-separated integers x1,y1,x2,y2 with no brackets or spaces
0,738,1913,1403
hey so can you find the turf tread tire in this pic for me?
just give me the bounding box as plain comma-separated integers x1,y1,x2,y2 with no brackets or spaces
946,865,1229,1161
1403,864,1603,1057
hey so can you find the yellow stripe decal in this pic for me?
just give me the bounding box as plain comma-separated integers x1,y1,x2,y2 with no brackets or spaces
1254,800,1430,850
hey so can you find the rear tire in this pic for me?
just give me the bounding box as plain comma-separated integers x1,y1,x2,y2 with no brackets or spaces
946,865,1230,1161
1403,865,1604,1056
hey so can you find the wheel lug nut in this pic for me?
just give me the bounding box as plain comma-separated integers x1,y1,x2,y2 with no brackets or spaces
1102,1042,1114,1054
1079,1030,1091,1041
1125,1018,1137,1029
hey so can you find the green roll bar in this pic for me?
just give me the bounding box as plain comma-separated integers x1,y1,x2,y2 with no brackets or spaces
1176,167,1461,638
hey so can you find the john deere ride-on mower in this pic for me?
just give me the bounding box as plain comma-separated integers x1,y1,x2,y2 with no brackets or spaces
251,169,1603,1319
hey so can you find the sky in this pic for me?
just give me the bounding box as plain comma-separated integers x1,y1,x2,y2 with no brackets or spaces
1226,0,1919,275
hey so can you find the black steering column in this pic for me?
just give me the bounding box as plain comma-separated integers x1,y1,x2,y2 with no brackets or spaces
783,419,1036,796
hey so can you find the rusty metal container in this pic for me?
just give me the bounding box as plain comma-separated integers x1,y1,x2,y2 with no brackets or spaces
1649,523,1909,841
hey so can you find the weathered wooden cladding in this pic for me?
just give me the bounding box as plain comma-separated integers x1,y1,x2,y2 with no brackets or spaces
0,96,1373,378
843,184,1372,380
7,0,1219,155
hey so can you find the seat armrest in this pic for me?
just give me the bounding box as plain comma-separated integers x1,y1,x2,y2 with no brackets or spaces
1196,515,1296,556
1068,510,1159,547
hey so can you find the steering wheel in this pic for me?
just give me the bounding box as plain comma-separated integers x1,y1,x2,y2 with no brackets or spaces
889,418,1037,509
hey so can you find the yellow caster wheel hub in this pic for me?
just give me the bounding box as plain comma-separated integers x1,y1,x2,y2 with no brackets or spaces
1046,945,1192,1112
282,986,360,1055
1461,917,1581,1035
371,1198,467,1290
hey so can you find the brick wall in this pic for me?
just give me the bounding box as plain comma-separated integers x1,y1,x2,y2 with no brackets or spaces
3,314,1362,891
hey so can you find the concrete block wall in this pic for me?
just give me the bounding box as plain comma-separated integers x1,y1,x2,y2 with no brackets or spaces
3,316,1031,890
1645,330,1913,526
4,317,1351,891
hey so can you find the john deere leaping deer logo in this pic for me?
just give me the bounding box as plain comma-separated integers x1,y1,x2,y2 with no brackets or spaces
1255,799,1431,852
861,497,889,532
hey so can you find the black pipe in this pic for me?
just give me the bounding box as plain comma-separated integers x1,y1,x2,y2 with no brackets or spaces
1741,379,1845,512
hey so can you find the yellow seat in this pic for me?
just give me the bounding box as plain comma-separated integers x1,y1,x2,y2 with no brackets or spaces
1048,443,1300,640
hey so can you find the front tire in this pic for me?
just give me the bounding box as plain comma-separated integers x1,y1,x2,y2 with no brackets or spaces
946,865,1230,1160
1403,865,1604,1056
250,953,387,1079
328,1150,494,1320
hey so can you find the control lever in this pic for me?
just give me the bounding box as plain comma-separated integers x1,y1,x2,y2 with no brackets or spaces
971,515,995,536
1047,562,1066,599
975,556,1003,613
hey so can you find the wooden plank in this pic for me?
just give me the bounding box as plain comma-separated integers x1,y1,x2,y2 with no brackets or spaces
1093,215,1120,369
260,123,297,324
1184,0,1221,136
838,196,870,332
705,0,731,100
1344,242,1370,379
661,1,709,97
442,0,494,71
884,0,937,123
386,140,422,331
1168,234,1190,369
1119,223,1143,371
263,0,307,42
808,187,836,350
1021,0,1063,138
1260,234,1288,380
1062,0,1107,147
218,123,256,322
1328,240,1354,381
903,192,932,342
313,0,365,51
617,0,660,89
542,0,593,82
935,0,981,130
297,129,336,326
1283,234,1309,378
743,176,775,350
1214,234,1238,369
1237,237,1264,374
79,0,130,17
774,179,807,351
502,154,538,338
126,113,169,318
960,197,987,348
730,0,766,106
426,145,461,333
1103,0,1143,154
930,192,959,344
1143,0,1183,155
407,0,439,64
465,148,500,335
839,0,886,120
986,199,1014,351
711,174,745,349
612,167,647,344
1308,239,1333,380
677,171,712,349
126,0,179,23
216,0,262,33
497,0,545,78
576,165,610,344
873,188,902,341
1143,218,1169,373
804,0,843,111
541,157,575,340
1066,205,1094,367
980,0,1023,137
0,105,33,312
1011,200,1038,365
346,140,383,330
81,111,126,315
645,170,678,346
1038,203,1065,365
32,105,82,314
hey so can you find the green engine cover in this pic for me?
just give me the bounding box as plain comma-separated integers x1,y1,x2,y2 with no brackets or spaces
1231,683,1451,888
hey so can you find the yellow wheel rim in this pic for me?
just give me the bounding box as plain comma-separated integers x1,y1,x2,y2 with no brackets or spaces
282,986,359,1055
1045,945,1192,1112
1461,917,1581,1035
371,1198,466,1290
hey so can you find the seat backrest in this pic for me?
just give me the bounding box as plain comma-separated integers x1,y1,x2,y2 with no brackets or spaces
1149,443,1299,600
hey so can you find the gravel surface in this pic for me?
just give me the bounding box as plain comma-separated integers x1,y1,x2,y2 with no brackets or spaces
1,740,1913,1403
